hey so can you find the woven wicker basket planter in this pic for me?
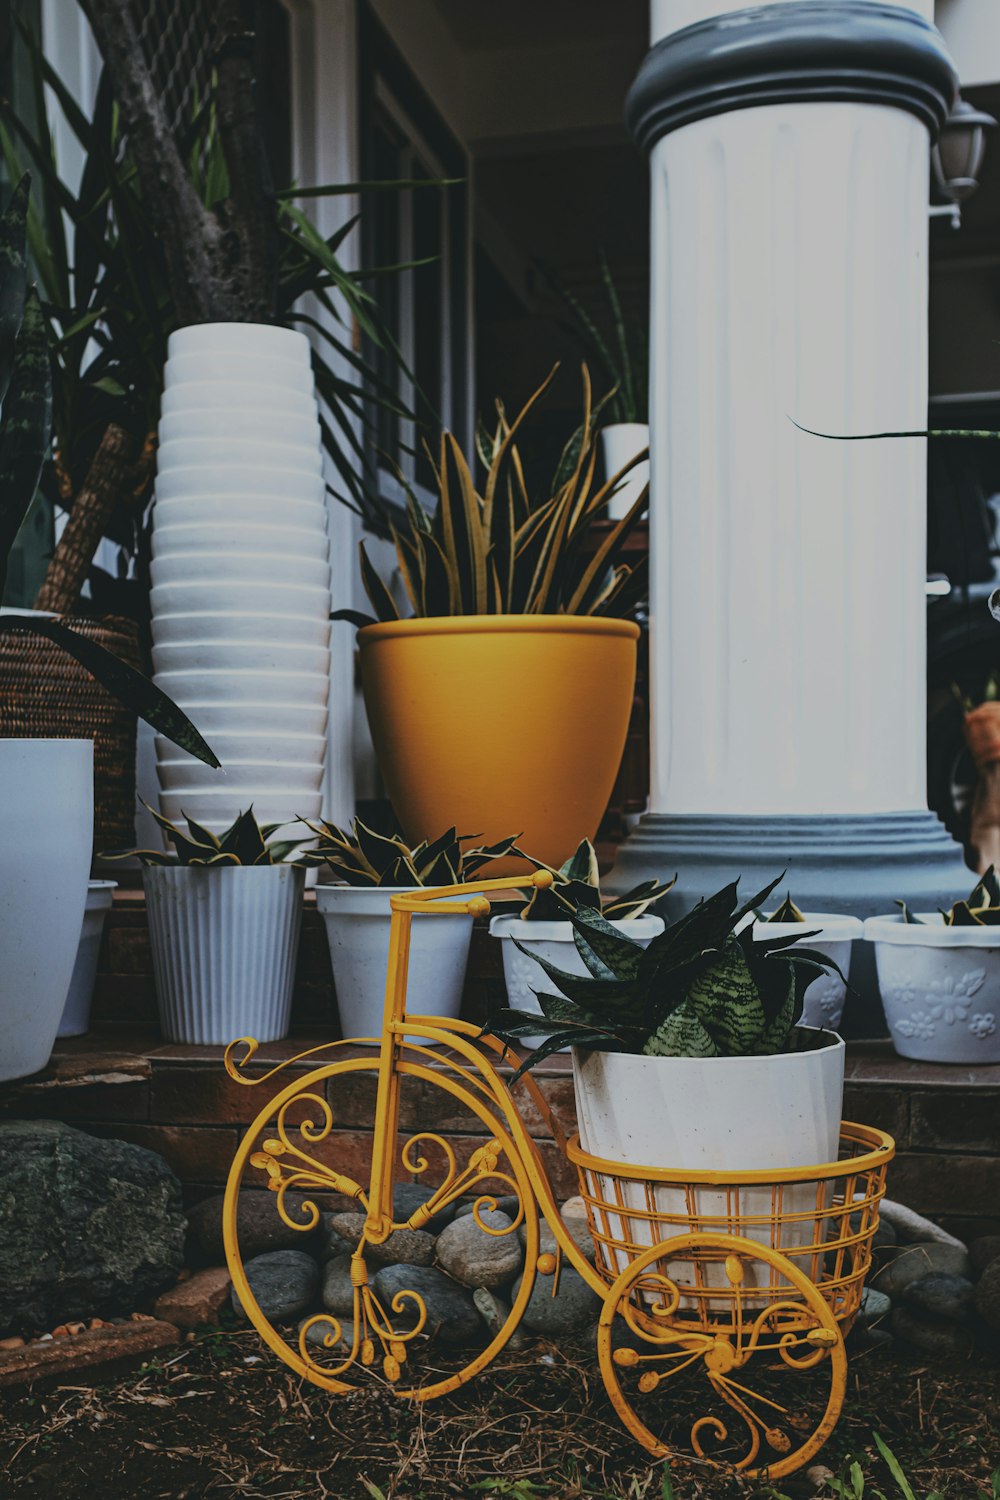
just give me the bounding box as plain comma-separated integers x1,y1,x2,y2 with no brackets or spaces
0,614,141,851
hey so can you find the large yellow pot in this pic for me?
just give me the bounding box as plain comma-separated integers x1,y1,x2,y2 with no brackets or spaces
357,615,640,872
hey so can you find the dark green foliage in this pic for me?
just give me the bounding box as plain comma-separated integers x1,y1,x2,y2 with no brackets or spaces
106,803,302,866
515,837,674,922
299,817,519,888
483,876,838,1077
897,864,1000,926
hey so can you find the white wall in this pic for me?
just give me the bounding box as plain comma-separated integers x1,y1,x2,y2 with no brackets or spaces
936,0,1000,87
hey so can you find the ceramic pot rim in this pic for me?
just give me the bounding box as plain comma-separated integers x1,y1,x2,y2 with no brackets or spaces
489,914,664,941
865,913,1000,947
358,614,641,645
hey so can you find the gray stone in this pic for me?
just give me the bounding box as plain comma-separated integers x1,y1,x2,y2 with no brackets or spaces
454,1195,521,1221
300,1315,353,1351
0,1120,185,1334
890,1306,974,1357
519,1214,595,1263
231,1249,320,1322
877,1201,967,1252
970,1235,1000,1275
872,1242,972,1300
859,1286,892,1325
974,1258,1000,1333
512,1264,601,1336
321,1227,355,1263
873,1219,898,1253
372,1264,480,1345
472,1287,526,1350
902,1273,976,1323
189,1189,318,1262
321,1254,356,1317
436,1209,523,1289
394,1183,456,1234
322,1213,435,1268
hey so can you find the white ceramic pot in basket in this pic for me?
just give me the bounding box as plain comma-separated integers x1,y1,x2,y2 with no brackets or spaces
58,880,117,1038
144,864,304,1044
0,740,93,1081
600,422,649,521
747,913,862,1031
489,913,664,1046
865,914,1000,1064
573,1031,845,1300
316,885,475,1046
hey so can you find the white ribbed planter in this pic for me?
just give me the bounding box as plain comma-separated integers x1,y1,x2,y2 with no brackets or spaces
144,864,304,1044
865,914,1000,1064
315,885,474,1044
149,553,331,590
0,740,93,1080
161,381,319,418
164,354,314,393
151,521,331,562
157,436,323,476
600,423,649,521
489,913,664,1046
58,881,117,1038
158,410,320,448
574,1031,845,1295
747,913,863,1031
152,612,331,650
167,322,312,364
154,466,325,504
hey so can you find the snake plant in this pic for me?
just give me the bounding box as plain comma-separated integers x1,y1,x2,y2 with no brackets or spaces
0,174,216,765
107,804,303,866
300,817,519,888
764,893,808,922
898,865,1000,926
336,365,649,626
515,838,674,922
483,875,837,1073
540,250,648,425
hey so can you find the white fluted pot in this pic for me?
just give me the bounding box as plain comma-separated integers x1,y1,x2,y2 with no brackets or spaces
0,740,93,1080
144,864,304,1044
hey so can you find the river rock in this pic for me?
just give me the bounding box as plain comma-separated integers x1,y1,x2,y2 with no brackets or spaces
873,1242,971,1300
472,1287,526,1350
512,1264,601,1335
970,1235,1000,1275
321,1254,356,1317
189,1189,318,1261
231,1249,320,1322
975,1258,1000,1333
454,1196,521,1221
372,1264,480,1345
300,1315,353,1351
520,1214,595,1263
902,1273,976,1322
890,1306,974,1357
394,1183,456,1234
436,1209,523,1289
877,1201,966,1251
0,1120,185,1334
859,1286,892,1325
321,1226,355,1262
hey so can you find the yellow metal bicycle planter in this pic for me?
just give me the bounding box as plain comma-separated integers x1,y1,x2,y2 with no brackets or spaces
223,873,894,1480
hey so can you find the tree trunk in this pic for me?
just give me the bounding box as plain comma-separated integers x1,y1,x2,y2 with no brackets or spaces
34,424,140,614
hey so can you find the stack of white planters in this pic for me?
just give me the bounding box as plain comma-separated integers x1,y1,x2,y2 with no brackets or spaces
150,323,330,839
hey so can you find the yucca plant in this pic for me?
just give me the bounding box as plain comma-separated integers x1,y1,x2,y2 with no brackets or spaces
483,875,837,1073
299,817,519,888
336,365,649,626
898,865,1000,926
0,173,215,765
107,804,302,866
514,838,674,921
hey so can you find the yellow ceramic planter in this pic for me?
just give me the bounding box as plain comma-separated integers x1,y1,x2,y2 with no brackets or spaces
358,615,640,872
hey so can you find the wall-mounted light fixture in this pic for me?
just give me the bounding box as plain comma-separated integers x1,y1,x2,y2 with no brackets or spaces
931,97,997,229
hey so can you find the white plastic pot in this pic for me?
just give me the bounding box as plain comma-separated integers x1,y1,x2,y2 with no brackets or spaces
157,759,324,793
154,466,324,504
167,322,312,364
489,913,664,1046
157,437,322,477
151,612,331,650
0,740,93,1080
161,381,319,419
865,913,1000,1063
149,552,331,591
574,1030,845,1295
164,352,314,392
152,521,330,563
157,791,322,835
316,885,475,1045
151,582,331,619
151,494,327,531
144,864,305,1044
600,423,650,521
181,702,328,739
156,730,326,767
748,913,863,1031
153,667,331,707
158,409,320,449
58,881,117,1038
153,639,330,678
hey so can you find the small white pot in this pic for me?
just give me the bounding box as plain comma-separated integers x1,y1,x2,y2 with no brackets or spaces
316,885,474,1045
152,641,331,678
156,730,326,767
0,740,93,1080
167,322,312,365
182,702,329,739
157,792,322,837
154,667,331,707
865,913,1000,1063
151,581,331,619
152,612,331,651
152,521,330,563
574,1031,845,1295
164,352,314,392
150,552,331,591
151,494,327,532
488,913,664,1046
157,436,323,478
155,465,325,505
144,864,304,1044
600,423,649,521
157,759,324,794
158,409,319,449
161,381,319,419
58,881,117,1038
748,913,862,1031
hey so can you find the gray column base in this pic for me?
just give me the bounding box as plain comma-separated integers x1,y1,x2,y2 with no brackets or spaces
609,811,971,1036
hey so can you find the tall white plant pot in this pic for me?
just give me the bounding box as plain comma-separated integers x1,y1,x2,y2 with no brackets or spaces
144,865,304,1044
0,740,93,1080
316,886,474,1045
489,913,664,1046
600,423,649,521
58,880,117,1038
574,1031,845,1296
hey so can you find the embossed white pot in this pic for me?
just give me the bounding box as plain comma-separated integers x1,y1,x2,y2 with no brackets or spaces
488,914,664,1046
600,422,649,521
144,864,304,1044
748,914,863,1031
58,881,117,1038
316,885,474,1046
0,740,93,1080
865,914,1000,1064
